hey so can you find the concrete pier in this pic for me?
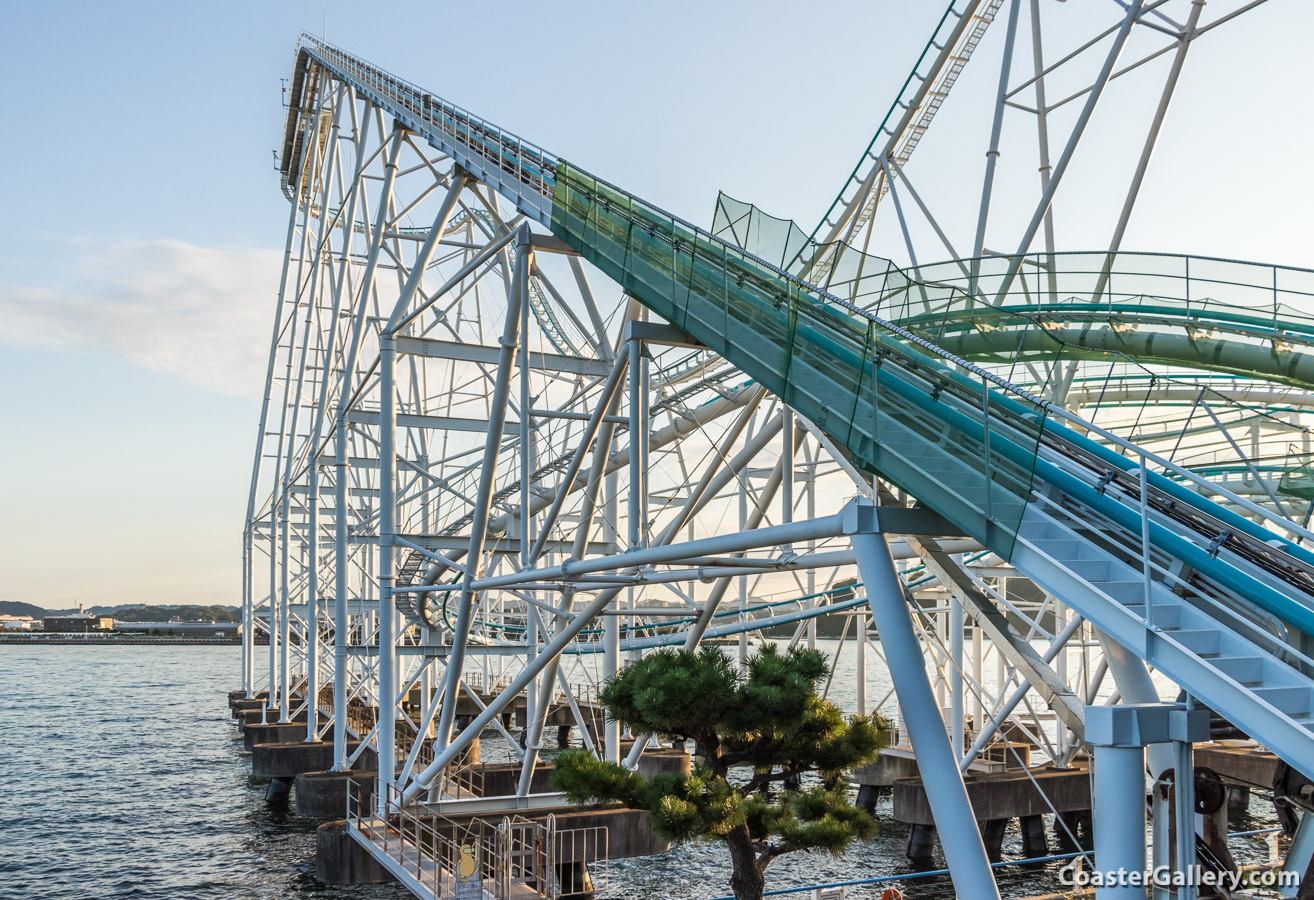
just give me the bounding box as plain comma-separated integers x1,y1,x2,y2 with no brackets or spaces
885,743,1274,864
229,688,686,887
244,721,328,752
295,770,376,818
252,740,360,780
851,752,920,788
231,699,270,720
894,764,1092,825
316,820,392,885
228,690,267,708
893,764,1092,861
238,707,298,729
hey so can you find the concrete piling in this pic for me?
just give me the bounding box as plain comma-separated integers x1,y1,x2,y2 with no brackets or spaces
252,740,359,780
316,820,391,884
295,769,375,818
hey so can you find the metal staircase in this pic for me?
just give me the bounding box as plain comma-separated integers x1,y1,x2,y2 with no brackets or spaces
394,549,431,629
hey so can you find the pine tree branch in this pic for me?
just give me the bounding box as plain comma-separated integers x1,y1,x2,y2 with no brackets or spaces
718,736,772,770
740,762,807,795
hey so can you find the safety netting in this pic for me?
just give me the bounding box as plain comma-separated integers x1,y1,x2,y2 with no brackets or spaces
711,193,1314,521
713,193,1314,389
1279,446,1314,503
550,162,1050,561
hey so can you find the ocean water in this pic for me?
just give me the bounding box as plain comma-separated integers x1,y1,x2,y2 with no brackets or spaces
0,644,407,900
0,642,1285,900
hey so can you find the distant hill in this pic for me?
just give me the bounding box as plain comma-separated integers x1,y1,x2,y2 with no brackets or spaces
109,605,240,624
0,601,46,618
4,602,240,623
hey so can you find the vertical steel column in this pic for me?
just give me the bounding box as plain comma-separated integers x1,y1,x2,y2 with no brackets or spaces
269,511,279,715
1056,604,1069,749
850,521,999,900
306,465,320,741
1093,741,1148,900
1099,630,1174,778
783,414,810,649
855,609,867,716
805,436,816,646
1174,736,1198,900
970,0,1024,291
603,469,621,762
625,328,648,711
738,478,748,672
434,224,529,753
377,332,399,798
951,595,964,755
278,501,292,722
1152,781,1171,900
603,608,620,762
333,419,350,770
520,255,540,766
628,333,648,553
516,243,563,797
241,542,251,695
972,624,984,736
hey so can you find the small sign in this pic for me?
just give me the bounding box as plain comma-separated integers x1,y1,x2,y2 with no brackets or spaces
453,843,482,900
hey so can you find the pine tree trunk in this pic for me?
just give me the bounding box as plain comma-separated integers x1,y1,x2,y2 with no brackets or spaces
724,825,765,900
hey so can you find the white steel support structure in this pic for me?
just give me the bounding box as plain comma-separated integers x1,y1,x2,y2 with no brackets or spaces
241,12,1314,897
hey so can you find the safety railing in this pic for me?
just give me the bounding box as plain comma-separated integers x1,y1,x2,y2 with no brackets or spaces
907,251,1314,328
545,817,609,899
347,780,611,899
350,779,507,897
297,35,558,205
1028,458,1314,679
437,757,485,800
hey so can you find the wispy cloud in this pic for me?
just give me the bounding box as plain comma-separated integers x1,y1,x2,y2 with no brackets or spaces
0,238,282,396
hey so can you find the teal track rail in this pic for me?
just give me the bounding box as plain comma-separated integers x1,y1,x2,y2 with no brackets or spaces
546,163,1314,639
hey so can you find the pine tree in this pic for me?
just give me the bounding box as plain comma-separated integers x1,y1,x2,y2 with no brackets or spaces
550,644,890,900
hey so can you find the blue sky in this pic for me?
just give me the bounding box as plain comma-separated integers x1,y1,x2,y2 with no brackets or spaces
1,1,1310,609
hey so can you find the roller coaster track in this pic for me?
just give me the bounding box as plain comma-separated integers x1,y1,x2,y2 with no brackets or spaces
811,0,1007,251
287,35,1314,780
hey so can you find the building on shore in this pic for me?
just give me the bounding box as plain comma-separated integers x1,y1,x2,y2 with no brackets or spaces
114,621,240,639
42,614,113,634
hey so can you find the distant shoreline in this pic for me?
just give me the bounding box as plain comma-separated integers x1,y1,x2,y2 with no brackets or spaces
0,635,242,645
